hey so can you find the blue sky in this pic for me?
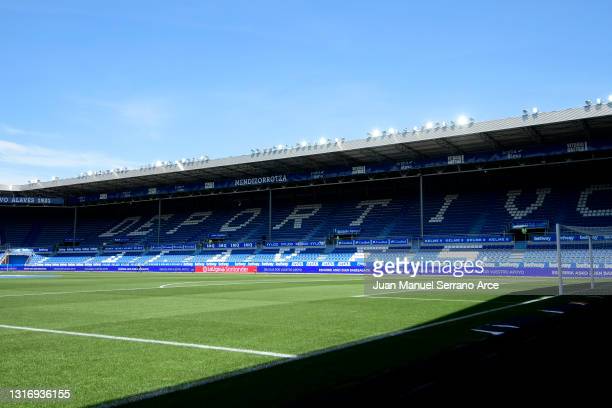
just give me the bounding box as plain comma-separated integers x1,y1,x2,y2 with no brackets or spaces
1,0,610,185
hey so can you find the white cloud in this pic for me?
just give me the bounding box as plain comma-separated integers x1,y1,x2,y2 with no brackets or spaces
114,100,168,128
0,123,57,138
0,139,133,171
88,98,170,138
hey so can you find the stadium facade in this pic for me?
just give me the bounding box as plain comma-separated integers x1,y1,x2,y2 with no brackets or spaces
1,104,612,276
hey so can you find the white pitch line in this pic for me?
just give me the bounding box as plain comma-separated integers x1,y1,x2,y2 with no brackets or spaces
0,324,296,359
0,278,362,298
159,278,362,289
0,286,157,298
491,324,520,329
540,309,565,314
471,328,504,336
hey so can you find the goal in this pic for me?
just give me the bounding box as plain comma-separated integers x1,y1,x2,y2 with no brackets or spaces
556,224,612,295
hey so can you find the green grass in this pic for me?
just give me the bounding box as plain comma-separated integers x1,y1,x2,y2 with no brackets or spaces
0,272,570,406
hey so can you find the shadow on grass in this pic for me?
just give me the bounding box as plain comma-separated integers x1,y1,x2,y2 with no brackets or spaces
100,285,611,407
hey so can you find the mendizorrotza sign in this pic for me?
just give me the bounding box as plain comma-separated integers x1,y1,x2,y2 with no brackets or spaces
233,174,287,187
0,196,65,206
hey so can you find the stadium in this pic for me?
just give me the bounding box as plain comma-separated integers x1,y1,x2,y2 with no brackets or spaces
2,100,612,406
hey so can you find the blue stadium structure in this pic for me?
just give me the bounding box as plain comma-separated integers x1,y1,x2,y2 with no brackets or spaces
1,104,612,275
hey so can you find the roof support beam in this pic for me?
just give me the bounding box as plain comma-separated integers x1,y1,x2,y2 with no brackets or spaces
580,119,593,140
523,126,543,143
332,151,361,166
395,143,430,159
433,138,465,155
480,132,504,150
235,163,271,175
256,160,295,174
297,155,326,169
367,148,395,162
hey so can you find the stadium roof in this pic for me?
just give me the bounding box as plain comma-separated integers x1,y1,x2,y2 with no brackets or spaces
2,103,612,197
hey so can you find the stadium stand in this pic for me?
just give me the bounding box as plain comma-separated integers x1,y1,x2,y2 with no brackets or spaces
2,104,612,274
2,162,611,271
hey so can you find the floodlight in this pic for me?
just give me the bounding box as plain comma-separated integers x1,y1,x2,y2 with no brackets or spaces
155,160,163,167
413,126,419,132
531,107,538,114
596,98,603,105
369,128,382,138
456,115,469,126
608,94,612,103
318,137,327,145
424,122,433,130
387,127,397,135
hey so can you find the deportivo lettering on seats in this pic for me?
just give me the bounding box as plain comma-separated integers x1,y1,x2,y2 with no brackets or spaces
273,204,322,230
166,211,212,234
99,216,141,237
577,184,612,217
220,208,261,232
350,199,391,227
504,188,551,219
428,194,459,223
127,214,174,236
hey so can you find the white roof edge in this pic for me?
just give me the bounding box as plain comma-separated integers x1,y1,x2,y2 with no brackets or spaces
3,103,612,193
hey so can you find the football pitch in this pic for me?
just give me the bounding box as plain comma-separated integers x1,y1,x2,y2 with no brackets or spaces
0,272,587,406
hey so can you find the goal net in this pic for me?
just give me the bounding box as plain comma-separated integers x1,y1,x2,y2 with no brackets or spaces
0,247,34,272
556,224,612,295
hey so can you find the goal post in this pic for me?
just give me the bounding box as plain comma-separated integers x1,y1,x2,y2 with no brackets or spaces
556,224,612,295
556,223,563,295
1,248,9,272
